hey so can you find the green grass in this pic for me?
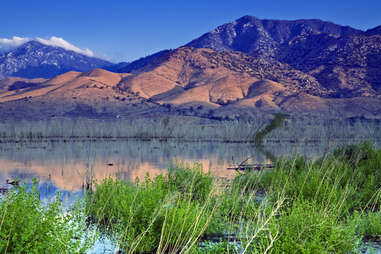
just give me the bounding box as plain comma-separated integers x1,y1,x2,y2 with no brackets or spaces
86,164,217,253
357,211,381,240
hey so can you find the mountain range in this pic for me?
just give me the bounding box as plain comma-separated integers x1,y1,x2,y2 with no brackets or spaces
0,40,112,78
1,16,381,120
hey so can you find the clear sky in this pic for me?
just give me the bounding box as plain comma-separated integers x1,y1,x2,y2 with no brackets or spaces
1,0,380,62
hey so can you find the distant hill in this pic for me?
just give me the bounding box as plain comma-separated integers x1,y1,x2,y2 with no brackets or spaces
0,41,112,79
0,68,167,120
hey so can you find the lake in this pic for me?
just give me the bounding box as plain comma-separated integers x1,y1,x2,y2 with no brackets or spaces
0,139,377,201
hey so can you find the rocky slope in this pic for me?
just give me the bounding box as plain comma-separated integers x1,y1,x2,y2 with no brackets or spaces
0,41,112,79
186,16,381,98
117,47,327,98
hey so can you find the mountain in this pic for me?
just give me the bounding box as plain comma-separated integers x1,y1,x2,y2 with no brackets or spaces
2,47,380,120
0,41,112,79
186,16,381,98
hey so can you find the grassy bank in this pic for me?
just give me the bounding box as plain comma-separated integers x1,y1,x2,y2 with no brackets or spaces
1,142,381,253
0,115,380,143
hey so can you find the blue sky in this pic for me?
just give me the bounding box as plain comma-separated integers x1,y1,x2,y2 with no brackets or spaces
1,0,380,62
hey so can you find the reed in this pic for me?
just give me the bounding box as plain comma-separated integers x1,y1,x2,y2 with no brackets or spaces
0,115,379,143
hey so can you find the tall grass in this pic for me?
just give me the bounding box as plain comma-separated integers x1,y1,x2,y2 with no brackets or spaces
235,141,381,253
86,163,218,253
86,163,290,253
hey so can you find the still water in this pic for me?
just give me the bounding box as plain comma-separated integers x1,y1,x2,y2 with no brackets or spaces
0,140,343,192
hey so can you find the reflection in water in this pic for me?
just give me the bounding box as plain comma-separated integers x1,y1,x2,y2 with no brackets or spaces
0,140,375,194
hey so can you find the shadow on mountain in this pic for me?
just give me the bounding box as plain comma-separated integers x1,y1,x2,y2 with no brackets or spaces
63,103,115,118
13,64,78,79
366,53,381,92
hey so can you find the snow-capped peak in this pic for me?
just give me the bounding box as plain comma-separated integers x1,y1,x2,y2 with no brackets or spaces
0,36,94,57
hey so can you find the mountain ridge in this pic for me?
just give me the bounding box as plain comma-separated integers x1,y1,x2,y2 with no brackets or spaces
185,15,381,98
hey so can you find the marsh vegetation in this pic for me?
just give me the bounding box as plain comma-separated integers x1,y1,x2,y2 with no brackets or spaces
1,142,381,253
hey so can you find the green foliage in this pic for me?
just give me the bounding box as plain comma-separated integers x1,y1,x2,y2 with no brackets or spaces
253,142,381,212
358,211,381,238
0,184,90,253
4,142,381,253
84,142,381,252
209,179,259,236
157,199,211,253
86,164,216,253
196,241,239,253
333,141,377,167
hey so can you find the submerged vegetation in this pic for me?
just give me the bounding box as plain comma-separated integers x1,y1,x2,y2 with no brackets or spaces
0,142,381,253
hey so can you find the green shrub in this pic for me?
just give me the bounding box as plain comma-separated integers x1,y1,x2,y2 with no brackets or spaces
0,184,90,253
156,199,212,253
86,143,381,252
255,113,289,145
209,182,259,237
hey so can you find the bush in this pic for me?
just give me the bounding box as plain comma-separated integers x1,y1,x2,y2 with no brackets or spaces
254,113,288,145
0,184,90,253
